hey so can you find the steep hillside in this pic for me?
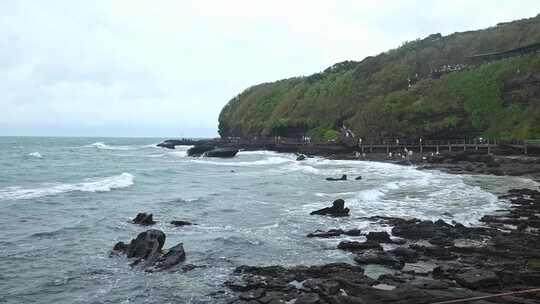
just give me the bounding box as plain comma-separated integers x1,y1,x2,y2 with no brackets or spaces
218,14,540,140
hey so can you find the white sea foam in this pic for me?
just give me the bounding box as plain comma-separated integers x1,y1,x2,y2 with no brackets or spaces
28,152,42,158
191,156,292,167
0,173,134,200
169,151,187,157
85,142,131,150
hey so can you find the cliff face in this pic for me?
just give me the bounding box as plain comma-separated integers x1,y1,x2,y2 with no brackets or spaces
218,14,540,140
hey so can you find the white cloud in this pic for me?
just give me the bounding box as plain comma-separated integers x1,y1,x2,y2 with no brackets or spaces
1,0,539,136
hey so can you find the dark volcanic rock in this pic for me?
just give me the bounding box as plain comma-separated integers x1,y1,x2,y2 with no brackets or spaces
338,240,383,251
345,228,362,236
170,220,193,226
126,229,166,266
366,231,392,243
296,154,307,161
455,269,499,289
187,144,215,156
354,252,404,269
307,228,361,238
203,148,239,158
153,243,186,271
388,247,419,263
355,176,362,180
223,187,540,304
326,174,347,181
156,140,179,149
112,230,186,271
310,199,350,217
307,229,344,238
132,213,156,225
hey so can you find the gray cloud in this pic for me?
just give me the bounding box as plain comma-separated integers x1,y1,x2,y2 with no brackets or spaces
1,0,539,137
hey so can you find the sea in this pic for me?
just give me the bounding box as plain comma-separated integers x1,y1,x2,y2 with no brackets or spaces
1,137,538,303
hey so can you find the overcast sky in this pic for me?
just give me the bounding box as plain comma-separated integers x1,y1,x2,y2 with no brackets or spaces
1,1,539,137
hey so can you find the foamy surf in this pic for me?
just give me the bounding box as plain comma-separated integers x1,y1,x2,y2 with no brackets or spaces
28,152,42,158
190,156,292,166
85,142,132,150
0,173,134,201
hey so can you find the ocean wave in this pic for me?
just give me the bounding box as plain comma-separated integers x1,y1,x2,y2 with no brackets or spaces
85,142,132,150
28,152,42,158
0,173,134,200
237,150,292,157
169,151,187,157
191,156,292,167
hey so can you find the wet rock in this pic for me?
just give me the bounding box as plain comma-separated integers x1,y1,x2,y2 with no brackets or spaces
326,174,347,181
112,230,186,271
310,199,350,217
294,293,320,304
345,229,362,236
170,220,193,226
152,243,186,271
455,269,499,289
132,213,156,225
338,241,383,252
387,247,419,263
156,140,179,149
354,252,404,269
391,220,440,239
125,229,166,266
112,241,128,253
239,288,265,301
187,144,215,156
296,154,307,161
203,148,238,158
307,228,361,238
366,231,392,243
307,229,344,238
355,176,362,180
409,279,450,290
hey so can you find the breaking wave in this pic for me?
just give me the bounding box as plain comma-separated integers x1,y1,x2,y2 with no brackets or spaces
191,156,292,167
85,142,131,150
0,173,134,201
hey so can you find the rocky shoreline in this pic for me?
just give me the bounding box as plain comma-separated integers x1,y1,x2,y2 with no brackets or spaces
157,139,540,181
152,139,540,302
224,188,540,304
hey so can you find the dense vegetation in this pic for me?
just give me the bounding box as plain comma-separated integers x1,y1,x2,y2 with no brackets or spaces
218,14,540,140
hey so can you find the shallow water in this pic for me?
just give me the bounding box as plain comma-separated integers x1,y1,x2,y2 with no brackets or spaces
0,137,538,303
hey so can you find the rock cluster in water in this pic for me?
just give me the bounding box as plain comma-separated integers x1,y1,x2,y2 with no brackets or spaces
112,213,195,271
225,190,540,303
112,229,186,272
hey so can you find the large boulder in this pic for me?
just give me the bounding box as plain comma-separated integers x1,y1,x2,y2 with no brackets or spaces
203,148,239,158
125,229,166,267
310,199,350,217
112,230,186,271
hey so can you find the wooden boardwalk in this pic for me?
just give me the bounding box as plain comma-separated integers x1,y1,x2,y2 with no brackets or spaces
168,137,540,155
